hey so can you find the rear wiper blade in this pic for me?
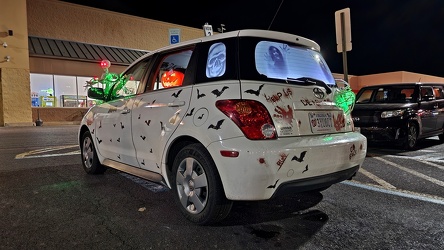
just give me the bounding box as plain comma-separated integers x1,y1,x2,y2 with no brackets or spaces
288,77,332,94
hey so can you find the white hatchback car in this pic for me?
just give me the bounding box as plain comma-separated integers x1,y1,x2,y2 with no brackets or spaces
79,29,367,225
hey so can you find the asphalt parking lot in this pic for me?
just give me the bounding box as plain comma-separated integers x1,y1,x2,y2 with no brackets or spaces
0,125,443,249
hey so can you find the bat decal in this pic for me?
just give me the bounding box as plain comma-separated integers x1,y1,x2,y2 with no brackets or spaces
211,86,229,97
145,120,151,126
120,122,124,129
291,151,307,162
141,159,145,165
117,138,120,142
197,89,206,99
138,114,141,119
244,84,264,96
117,154,121,159
141,135,146,140
96,138,102,144
198,113,204,119
113,123,116,127
267,179,279,189
208,119,225,130
172,89,183,98
91,129,95,134
302,165,309,173
186,108,195,117
150,148,153,153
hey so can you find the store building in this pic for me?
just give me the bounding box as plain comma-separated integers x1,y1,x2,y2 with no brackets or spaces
1,0,443,126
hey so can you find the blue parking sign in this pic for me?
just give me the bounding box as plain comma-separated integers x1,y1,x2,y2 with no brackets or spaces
169,28,181,44
170,35,179,44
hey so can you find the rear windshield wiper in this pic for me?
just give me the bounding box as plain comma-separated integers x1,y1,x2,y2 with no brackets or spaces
287,77,332,94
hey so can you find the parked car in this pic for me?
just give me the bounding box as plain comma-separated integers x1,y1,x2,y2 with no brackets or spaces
352,82,444,150
78,29,367,225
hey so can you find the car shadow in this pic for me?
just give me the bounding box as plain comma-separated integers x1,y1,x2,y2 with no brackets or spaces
216,191,325,226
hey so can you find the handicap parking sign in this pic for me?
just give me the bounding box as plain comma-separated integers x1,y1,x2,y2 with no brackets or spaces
169,28,181,44
170,35,179,44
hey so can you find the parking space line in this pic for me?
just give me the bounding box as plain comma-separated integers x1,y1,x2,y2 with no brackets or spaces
374,156,444,187
15,145,79,159
359,168,396,189
386,154,444,170
343,181,444,205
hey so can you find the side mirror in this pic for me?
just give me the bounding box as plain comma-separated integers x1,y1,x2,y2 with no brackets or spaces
87,87,105,100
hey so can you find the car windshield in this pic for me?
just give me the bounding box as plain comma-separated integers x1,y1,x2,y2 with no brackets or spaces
356,86,417,103
238,38,335,86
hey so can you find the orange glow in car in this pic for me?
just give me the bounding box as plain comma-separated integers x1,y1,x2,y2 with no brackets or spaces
161,70,184,88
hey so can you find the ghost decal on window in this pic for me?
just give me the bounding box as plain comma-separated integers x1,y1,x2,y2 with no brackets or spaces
206,42,226,78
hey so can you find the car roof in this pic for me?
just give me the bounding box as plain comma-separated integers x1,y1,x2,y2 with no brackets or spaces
127,29,321,69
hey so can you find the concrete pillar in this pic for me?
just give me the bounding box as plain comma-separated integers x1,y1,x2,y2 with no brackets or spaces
0,0,33,126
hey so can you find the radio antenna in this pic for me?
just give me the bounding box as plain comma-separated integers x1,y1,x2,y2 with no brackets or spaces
268,0,285,30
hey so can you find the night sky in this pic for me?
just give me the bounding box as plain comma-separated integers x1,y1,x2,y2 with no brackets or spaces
61,0,444,77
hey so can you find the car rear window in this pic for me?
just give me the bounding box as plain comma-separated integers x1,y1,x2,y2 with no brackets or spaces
254,41,334,83
239,37,335,85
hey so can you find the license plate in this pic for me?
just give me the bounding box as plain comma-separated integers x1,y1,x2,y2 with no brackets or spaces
309,112,334,133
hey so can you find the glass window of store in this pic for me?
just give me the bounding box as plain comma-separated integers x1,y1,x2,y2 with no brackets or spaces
30,73,97,108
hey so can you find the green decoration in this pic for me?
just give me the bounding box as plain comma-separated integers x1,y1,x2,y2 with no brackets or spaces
85,60,129,102
333,85,356,114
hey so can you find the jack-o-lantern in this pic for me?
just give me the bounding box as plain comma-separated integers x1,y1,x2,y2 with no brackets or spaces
161,69,184,88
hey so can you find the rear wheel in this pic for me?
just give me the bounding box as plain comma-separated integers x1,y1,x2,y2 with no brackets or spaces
404,122,418,150
80,131,107,174
172,143,233,225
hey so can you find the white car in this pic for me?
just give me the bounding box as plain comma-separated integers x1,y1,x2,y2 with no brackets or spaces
79,29,367,225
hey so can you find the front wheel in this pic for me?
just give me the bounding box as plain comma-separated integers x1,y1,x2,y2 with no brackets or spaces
171,143,232,225
404,122,418,150
80,131,107,174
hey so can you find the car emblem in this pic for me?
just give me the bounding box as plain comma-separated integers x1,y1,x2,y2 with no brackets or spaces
313,87,325,99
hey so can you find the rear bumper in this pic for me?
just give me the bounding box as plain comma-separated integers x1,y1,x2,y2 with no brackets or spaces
207,132,367,200
272,165,359,198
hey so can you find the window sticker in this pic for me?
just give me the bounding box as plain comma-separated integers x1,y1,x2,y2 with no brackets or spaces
255,41,334,84
206,42,226,78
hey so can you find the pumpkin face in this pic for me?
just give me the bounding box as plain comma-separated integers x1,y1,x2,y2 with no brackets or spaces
161,69,184,88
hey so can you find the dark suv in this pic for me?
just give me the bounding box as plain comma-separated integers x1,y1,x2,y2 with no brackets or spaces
352,82,444,150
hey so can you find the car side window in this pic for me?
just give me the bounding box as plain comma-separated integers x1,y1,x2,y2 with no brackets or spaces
420,86,434,100
433,86,444,99
149,49,193,91
115,58,151,97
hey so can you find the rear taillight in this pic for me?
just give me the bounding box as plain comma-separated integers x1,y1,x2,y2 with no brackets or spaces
216,100,276,140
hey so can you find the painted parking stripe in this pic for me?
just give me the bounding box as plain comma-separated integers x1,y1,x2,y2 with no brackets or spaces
359,168,396,189
374,156,444,187
386,154,444,169
343,180,444,205
15,145,79,159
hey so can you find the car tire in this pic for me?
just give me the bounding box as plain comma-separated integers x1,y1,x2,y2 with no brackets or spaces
80,131,107,174
172,143,233,225
404,122,418,150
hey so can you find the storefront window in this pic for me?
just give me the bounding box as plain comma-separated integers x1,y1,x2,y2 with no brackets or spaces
30,73,54,107
30,73,96,108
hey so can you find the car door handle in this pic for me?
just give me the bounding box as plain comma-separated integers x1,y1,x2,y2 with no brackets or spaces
121,109,130,114
168,101,185,107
